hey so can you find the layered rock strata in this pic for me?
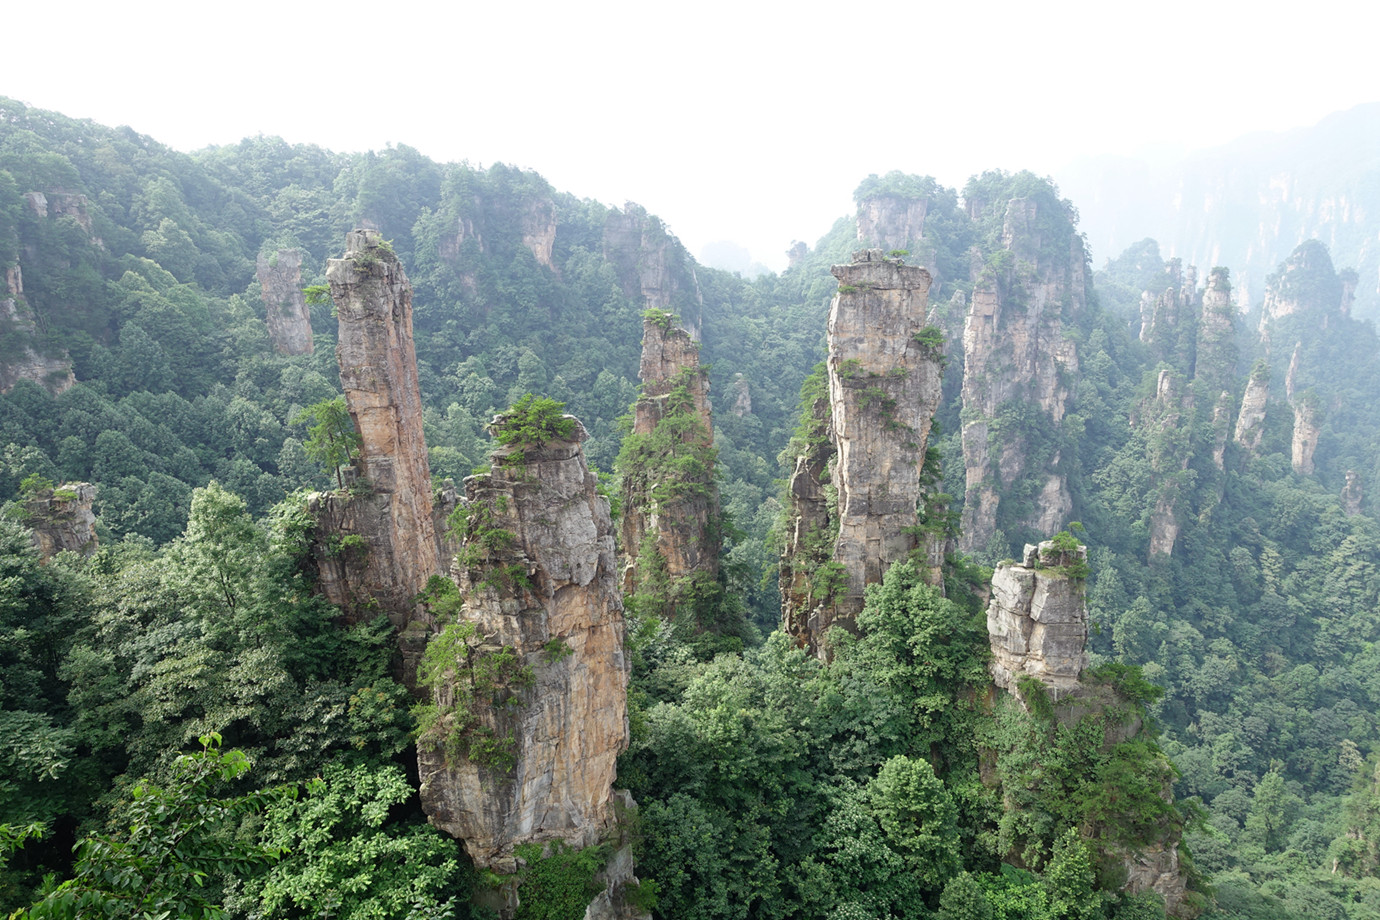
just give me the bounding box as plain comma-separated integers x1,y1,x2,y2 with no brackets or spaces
959,199,1085,555
619,314,720,601
25,482,98,559
255,249,314,355
986,540,1089,699
418,418,630,874
311,230,441,685
824,249,944,631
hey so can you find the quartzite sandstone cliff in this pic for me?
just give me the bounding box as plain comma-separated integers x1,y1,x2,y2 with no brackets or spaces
255,248,314,355
311,230,442,685
960,198,1085,555
791,250,944,648
619,313,721,609
418,419,630,875
25,482,97,559
986,540,1089,699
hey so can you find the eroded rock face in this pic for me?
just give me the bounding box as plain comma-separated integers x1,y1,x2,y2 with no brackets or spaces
1235,366,1269,451
1,271,75,395
856,195,928,253
779,394,837,650
1194,268,1237,394
25,482,97,559
312,230,441,685
960,200,1085,554
255,249,314,355
1343,471,1363,516
619,315,719,599
987,541,1089,699
603,203,703,337
418,420,629,873
518,197,557,269
826,250,944,629
1292,397,1321,475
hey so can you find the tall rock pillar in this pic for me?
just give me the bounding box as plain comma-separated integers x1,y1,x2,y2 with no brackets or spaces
618,312,721,621
256,248,314,355
823,249,944,633
310,230,442,684
959,198,1085,556
417,411,638,915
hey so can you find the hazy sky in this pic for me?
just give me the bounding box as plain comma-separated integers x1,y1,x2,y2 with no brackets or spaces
6,0,1374,270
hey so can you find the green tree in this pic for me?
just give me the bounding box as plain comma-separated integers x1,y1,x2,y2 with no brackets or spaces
292,396,361,489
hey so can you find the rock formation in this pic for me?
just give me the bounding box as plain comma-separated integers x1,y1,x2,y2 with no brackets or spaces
24,482,97,559
255,249,314,355
1234,362,1270,451
779,379,838,651
417,414,631,883
1,265,75,395
960,198,1085,555
517,197,557,269
310,230,442,686
1343,471,1363,516
1138,260,1195,362
603,203,704,337
823,250,944,632
987,540,1089,699
1194,268,1237,395
856,194,928,253
1341,471,1363,515
1292,393,1321,476
618,312,720,612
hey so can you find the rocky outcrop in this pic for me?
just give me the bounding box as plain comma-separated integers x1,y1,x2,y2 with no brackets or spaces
618,314,720,606
987,540,1089,699
25,482,97,559
1343,470,1363,516
311,230,441,686
779,386,837,650
1,262,75,395
417,416,629,875
603,203,703,337
1292,393,1321,475
960,199,1086,555
729,374,752,417
825,250,945,631
255,249,314,355
856,195,928,253
518,197,557,269
1194,268,1237,394
1235,362,1270,451
1138,260,1194,362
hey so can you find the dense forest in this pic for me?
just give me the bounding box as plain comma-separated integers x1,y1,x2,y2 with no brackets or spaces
3,95,1380,920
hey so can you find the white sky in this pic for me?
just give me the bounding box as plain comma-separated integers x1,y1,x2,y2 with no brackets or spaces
5,0,1375,270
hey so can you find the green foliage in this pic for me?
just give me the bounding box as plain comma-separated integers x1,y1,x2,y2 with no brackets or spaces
18,735,283,920
491,393,576,460
292,396,361,489
512,841,609,920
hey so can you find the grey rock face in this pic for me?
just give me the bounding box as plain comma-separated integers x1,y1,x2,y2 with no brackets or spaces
987,541,1089,699
25,482,98,559
256,249,314,355
418,420,630,874
826,250,945,631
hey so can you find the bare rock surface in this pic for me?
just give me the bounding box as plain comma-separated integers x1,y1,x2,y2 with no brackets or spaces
987,541,1089,699
418,420,630,875
25,482,97,559
256,249,313,354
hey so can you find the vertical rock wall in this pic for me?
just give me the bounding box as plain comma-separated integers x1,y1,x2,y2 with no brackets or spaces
255,248,314,355
779,391,837,650
619,314,720,602
418,419,629,872
825,249,944,630
25,482,98,559
311,230,442,685
1235,363,1270,451
856,195,928,254
986,540,1089,699
1292,395,1321,475
959,199,1085,555
1,266,75,395
602,203,704,338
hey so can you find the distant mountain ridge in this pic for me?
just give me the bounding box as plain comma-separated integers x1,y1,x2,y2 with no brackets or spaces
1058,102,1380,318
